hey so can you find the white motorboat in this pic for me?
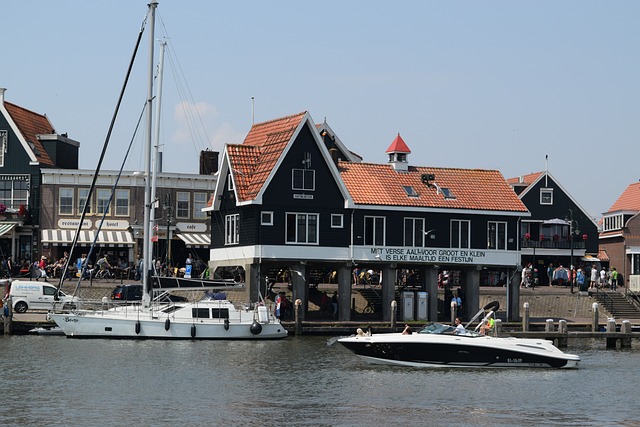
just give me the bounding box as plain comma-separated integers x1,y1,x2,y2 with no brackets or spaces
338,302,579,368
49,291,287,339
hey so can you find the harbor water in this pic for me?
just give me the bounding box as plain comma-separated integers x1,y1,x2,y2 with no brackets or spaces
1,335,639,426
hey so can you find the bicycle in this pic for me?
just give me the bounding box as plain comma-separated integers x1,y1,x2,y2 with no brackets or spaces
95,268,115,281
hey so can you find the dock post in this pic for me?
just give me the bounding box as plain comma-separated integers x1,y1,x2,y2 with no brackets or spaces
391,300,397,331
557,319,568,347
606,318,617,348
522,302,529,332
621,320,632,348
592,303,599,333
294,298,302,336
545,319,554,332
3,296,11,336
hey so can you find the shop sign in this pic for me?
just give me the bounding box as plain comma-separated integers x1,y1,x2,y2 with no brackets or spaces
176,222,206,232
58,219,92,229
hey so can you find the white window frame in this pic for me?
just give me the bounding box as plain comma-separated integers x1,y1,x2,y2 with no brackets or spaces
176,192,190,219
59,188,74,215
227,174,234,191
193,192,207,219
331,214,343,228
96,188,111,215
286,212,319,244
450,219,471,249
404,217,425,247
225,214,239,245
292,169,315,191
78,188,93,214
115,189,129,216
487,221,507,250
261,211,274,226
364,216,386,246
0,130,7,168
540,188,553,205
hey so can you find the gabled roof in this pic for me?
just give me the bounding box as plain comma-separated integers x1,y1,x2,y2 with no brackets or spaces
606,182,640,213
3,101,54,166
339,162,528,212
507,171,543,187
229,112,306,202
385,133,411,154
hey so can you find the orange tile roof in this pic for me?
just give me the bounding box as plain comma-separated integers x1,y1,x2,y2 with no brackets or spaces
506,171,543,187
339,162,528,211
4,101,54,166
228,112,306,202
597,249,609,261
607,182,640,213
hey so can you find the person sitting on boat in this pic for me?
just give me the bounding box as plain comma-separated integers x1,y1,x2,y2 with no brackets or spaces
402,324,413,335
454,317,466,335
480,317,495,335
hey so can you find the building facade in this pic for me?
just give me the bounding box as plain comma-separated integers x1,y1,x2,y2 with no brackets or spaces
206,112,529,321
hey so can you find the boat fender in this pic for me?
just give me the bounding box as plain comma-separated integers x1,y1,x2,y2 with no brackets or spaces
250,320,262,335
191,324,196,338
135,321,141,335
224,318,229,331
164,318,171,331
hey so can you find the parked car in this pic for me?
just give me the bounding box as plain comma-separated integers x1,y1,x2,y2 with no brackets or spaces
9,280,78,313
110,284,187,302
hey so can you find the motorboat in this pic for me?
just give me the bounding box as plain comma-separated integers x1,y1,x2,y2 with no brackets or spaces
49,290,287,339
338,302,579,368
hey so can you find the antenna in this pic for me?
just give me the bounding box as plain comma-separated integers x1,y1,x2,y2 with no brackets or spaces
545,154,548,187
251,96,255,125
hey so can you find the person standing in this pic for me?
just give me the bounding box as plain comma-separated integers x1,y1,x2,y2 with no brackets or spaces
611,268,618,291
547,263,554,287
38,256,48,282
590,264,598,290
600,267,607,288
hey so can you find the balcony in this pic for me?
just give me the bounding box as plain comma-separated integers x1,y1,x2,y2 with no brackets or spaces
521,239,585,250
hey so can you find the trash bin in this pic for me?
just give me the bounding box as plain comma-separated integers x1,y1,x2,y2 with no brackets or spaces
402,291,414,321
416,291,428,320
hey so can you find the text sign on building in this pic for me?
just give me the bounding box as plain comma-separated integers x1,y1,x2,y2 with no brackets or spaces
354,246,518,266
58,219,92,229
96,219,129,230
176,222,207,232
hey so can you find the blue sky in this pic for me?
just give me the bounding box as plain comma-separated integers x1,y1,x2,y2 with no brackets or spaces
3,1,639,220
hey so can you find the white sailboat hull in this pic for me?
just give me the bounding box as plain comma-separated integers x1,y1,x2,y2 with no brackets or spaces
50,301,288,340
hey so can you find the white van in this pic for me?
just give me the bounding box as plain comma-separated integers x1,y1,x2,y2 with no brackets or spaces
8,281,77,313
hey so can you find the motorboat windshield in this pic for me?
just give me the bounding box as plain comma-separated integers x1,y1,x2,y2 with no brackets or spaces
417,322,482,337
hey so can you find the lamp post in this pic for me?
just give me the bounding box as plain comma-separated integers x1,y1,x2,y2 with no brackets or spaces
564,209,580,294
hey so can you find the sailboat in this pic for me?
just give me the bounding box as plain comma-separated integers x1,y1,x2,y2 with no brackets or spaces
49,2,287,340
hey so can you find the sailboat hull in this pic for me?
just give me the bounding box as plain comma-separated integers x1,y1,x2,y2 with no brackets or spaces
49,301,288,339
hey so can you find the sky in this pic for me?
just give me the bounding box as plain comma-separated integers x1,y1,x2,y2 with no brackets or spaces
3,1,639,221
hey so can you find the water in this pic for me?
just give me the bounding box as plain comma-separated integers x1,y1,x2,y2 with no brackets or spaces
1,335,639,427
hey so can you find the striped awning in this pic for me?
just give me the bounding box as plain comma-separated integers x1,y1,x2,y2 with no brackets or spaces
41,229,135,246
0,223,17,237
177,233,210,248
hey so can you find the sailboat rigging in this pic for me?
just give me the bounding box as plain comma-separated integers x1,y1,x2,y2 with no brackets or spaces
49,1,287,340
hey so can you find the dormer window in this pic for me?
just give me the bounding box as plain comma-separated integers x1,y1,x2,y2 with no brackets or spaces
441,188,456,200
403,186,419,197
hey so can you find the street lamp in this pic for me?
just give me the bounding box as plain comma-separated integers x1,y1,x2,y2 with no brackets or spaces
564,209,581,294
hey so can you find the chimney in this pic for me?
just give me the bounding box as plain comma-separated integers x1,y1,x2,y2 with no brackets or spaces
200,150,219,175
0,88,5,104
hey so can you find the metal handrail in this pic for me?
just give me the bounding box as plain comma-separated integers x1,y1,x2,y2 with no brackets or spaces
594,287,615,316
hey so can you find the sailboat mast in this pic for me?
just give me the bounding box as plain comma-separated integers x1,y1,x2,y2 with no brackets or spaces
142,0,158,305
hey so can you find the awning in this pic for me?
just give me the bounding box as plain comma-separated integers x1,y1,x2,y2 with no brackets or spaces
41,229,135,246
581,255,600,262
0,223,17,237
177,233,210,247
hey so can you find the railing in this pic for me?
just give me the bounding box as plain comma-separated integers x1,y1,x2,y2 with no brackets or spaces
521,240,586,250
594,287,615,316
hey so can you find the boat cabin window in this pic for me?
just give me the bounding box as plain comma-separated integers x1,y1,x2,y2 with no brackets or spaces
212,308,229,319
193,308,210,319
161,306,182,314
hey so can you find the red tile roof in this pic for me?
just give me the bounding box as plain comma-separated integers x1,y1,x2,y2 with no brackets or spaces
4,101,54,166
228,112,306,202
385,133,411,154
339,162,528,212
506,171,543,187
607,182,640,213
